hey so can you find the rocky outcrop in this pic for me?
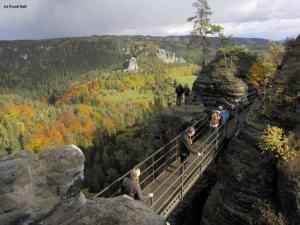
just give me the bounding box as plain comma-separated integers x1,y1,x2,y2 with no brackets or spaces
193,50,256,108
200,101,278,225
156,49,186,64
41,196,166,225
0,145,85,225
123,57,139,72
200,36,300,225
277,162,300,225
0,145,167,225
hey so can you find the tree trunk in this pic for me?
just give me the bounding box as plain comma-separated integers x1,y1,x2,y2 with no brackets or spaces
202,37,206,69
223,52,227,68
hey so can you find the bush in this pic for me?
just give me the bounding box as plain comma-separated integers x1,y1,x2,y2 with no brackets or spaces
260,125,296,161
255,199,286,225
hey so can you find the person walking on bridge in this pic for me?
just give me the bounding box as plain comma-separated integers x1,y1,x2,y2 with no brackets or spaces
210,110,221,129
183,83,191,106
218,106,229,125
179,127,201,175
121,168,153,201
175,84,184,106
209,110,221,147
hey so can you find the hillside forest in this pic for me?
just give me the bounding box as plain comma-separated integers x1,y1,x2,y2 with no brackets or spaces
0,35,278,192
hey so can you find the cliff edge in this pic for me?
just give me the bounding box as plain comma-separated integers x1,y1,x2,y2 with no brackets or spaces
200,37,300,225
0,145,166,225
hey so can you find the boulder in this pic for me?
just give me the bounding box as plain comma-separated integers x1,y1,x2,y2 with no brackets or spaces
43,196,166,225
0,145,85,225
0,145,166,225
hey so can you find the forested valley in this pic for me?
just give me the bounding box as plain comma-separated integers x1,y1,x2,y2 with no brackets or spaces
0,35,271,193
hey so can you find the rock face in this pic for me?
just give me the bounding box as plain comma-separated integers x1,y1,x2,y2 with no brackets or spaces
0,145,166,225
193,50,256,108
200,36,300,225
46,196,166,225
123,57,139,72
200,102,278,225
277,162,300,225
156,49,186,64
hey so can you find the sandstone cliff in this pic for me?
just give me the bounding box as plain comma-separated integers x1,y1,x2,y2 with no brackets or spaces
156,49,186,64
123,57,139,72
193,49,256,108
200,37,300,225
0,145,166,225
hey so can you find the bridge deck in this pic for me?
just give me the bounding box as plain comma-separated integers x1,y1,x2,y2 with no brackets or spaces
141,106,249,217
93,91,255,219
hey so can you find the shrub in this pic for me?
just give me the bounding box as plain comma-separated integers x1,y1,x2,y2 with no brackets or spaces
255,199,286,225
260,125,296,161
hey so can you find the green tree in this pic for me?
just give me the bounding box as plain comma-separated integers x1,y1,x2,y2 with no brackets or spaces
219,34,234,68
188,0,223,68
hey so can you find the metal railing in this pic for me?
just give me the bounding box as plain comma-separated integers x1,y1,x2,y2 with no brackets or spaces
166,89,257,111
94,90,257,217
165,92,202,108
150,124,226,217
143,98,252,218
93,117,207,199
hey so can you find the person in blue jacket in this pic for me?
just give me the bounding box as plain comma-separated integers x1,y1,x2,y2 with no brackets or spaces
218,106,229,125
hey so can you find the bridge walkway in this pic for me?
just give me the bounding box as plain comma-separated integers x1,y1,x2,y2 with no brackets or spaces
94,91,256,219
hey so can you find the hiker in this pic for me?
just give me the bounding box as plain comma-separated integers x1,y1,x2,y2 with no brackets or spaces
218,106,229,125
210,110,221,129
209,110,221,145
183,83,190,106
175,84,184,106
121,168,153,201
179,127,201,175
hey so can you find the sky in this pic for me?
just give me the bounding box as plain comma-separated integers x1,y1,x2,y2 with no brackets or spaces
0,0,299,40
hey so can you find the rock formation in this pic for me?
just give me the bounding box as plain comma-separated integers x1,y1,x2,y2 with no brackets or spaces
0,145,167,225
156,49,186,64
123,57,139,72
192,50,256,109
200,36,300,225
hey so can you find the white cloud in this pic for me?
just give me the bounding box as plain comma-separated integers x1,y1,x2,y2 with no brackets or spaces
0,0,299,40
221,18,300,39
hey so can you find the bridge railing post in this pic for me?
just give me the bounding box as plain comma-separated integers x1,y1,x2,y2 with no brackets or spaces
150,195,153,207
152,156,155,181
180,164,184,200
225,121,228,140
216,127,219,150
175,138,179,161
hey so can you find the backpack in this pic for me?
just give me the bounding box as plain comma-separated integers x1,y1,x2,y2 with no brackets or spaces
210,113,220,126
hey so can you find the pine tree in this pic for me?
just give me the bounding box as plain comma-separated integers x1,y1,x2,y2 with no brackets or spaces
188,0,223,68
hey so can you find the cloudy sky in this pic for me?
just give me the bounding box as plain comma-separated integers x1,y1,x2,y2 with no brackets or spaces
0,0,299,40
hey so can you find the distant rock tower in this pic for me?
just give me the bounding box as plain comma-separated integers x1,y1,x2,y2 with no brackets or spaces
123,57,139,72
156,49,186,64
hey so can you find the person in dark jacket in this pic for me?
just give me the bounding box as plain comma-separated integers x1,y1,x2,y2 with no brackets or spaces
179,127,201,175
175,84,184,106
121,168,153,201
183,83,190,106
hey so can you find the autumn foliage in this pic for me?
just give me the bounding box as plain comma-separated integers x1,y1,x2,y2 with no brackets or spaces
0,61,199,156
